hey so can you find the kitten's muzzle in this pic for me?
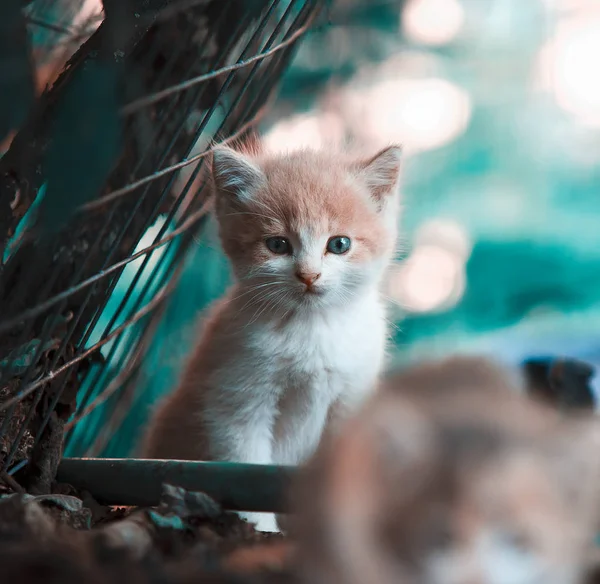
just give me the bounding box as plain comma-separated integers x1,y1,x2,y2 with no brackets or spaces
296,271,321,292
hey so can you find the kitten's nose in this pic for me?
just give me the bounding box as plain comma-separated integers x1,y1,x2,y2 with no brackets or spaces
296,271,321,287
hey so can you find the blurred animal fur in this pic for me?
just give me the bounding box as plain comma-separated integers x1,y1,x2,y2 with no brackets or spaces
291,355,600,584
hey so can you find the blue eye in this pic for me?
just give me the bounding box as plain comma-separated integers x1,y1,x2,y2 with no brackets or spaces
266,237,292,255
326,236,351,255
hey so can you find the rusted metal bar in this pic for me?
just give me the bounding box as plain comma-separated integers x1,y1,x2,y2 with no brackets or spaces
56,457,295,512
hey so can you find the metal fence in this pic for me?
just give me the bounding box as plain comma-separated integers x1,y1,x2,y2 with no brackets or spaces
0,0,323,493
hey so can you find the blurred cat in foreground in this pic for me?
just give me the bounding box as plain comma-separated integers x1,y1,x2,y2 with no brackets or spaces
292,356,600,584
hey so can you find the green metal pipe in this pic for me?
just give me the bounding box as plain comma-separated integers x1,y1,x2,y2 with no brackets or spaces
57,458,296,512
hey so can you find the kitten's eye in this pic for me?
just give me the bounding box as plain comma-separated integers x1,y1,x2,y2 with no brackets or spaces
265,236,292,255
326,236,351,255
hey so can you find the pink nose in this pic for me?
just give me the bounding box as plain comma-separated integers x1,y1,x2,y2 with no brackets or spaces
296,272,321,287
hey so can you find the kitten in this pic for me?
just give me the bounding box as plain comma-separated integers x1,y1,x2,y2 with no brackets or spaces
141,142,403,532
292,355,600,584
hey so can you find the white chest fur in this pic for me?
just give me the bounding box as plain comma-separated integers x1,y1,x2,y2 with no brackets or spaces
240,291,387,465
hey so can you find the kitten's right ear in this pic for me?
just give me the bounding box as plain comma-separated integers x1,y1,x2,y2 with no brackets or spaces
357,145,403,209
211,146,265,202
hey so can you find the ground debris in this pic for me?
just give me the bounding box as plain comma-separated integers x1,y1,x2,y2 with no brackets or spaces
0,482,291,583
0,379,35,467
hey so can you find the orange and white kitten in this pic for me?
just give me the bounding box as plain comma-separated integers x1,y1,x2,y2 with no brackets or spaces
141,143,403,532
292,356,600,584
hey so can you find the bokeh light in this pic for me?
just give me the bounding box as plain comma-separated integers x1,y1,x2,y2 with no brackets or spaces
388,219,469,314
359,78,471,153
389,245,466,313
540,0,596,13
264,111,345,151
297,72,472,155
537,11,600,127
402,0,465,46
414,217,472,261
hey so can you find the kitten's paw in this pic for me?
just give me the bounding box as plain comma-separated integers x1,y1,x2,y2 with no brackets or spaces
239,511,280,533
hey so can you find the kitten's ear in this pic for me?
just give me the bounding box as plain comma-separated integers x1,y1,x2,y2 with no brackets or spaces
357,145,402,208
211,146,265,202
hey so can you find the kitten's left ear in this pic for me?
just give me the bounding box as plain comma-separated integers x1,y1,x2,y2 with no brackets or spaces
357,145,403,209
211,145,265,203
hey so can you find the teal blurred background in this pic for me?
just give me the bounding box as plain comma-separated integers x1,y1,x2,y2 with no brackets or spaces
57,0,600,456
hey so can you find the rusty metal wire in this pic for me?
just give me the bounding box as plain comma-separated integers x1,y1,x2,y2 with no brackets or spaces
121,20,312,115
0,0,324,483
79,104,273,212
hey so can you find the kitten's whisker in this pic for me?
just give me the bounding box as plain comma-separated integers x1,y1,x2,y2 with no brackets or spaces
273,291,292,321
231,281,286,303
337,286,358,306
246,291,281,327
243,266,281,280
191,236,221,253
245,287,285,318
242,278,287,290
238,289,282,315
379,292,399,305
240,280,286,297
259,289,289,321
232,289,271,308
238,291,275,313
250,197,283,218
270,288,293,318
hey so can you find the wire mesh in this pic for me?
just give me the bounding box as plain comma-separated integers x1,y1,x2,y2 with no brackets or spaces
0,0,324,490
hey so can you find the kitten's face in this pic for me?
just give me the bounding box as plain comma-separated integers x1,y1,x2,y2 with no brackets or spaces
211,145,402,312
